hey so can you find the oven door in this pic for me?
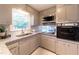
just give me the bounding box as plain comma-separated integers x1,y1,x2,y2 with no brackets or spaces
57,26,76,40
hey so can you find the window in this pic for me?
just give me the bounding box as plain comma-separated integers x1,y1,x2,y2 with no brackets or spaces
11,8,31,31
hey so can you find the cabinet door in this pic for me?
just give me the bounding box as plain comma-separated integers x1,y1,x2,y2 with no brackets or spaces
40,35,56,53
28,35,40,54
56,40,68,55
9,47,19,55
56,40,77,55
77,44,79,55
67,43,77,55
19,35,39,55
66,5,78,22
7,42,19,55
19,38,31,55
56,5,66,23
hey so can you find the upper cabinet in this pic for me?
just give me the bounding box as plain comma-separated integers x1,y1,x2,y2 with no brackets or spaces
56,4,79,23
66,5,78,22
56,5,66,23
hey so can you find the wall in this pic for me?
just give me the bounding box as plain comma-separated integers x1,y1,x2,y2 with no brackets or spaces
39,6,56,23
25,5,40,26
0,4,40,34
0,5,12,25
0,4,39,25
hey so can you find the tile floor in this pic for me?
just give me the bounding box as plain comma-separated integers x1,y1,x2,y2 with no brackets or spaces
31,47,56,55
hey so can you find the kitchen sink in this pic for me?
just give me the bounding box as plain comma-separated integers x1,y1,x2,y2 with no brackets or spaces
16,33,32,37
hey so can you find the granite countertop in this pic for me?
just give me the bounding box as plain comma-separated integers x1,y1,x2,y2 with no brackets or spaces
0,32,41,55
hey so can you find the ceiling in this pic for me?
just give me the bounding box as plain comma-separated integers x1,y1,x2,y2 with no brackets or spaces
28,4,55,11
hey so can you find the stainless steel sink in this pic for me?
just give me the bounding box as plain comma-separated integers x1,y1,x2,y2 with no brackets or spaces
16,33,32,37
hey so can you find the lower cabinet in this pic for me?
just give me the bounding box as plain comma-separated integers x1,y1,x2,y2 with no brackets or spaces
7,34,79,55
7,34,40,55
28,35,40,53
19,35,39,55
77,44,79,55
40,35,56,53
56,40,77,55
7,42,19,55
9,47,19,55
19,38,31,55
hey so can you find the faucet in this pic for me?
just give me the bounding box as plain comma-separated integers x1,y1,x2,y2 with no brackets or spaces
21,28,24,34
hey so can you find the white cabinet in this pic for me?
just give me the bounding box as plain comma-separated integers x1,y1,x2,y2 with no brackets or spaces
7,42,19,55
56,5,66,23
28,35,40,54
56,40,68,54
66,5,78,22
56,4,79,23
77,44,79,55
19,38,31,55
56,40,77,55
68,43,77,55
9,47,19,55
40,35,56,53
19,35,39,55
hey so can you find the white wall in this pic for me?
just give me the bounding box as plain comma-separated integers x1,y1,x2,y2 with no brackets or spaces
26,5,40,26
0,4,40,26
0,5,12,25
0,4,40,34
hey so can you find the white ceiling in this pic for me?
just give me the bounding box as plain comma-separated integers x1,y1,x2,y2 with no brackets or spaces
28,4,55,11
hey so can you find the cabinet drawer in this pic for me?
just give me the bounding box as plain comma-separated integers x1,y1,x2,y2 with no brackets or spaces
7,42,18,50
41,35,56,52
56,40,77,55
10,47,19,55
7,42,19,55
67,43,77,55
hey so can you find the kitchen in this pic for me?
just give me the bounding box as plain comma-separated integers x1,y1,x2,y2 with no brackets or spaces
0,4,79,55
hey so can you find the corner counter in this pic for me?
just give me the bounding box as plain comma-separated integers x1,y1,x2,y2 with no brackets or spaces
0,32,41,55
